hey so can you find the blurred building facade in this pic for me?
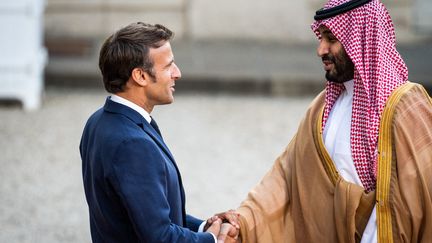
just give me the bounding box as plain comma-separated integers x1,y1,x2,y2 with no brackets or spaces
42,0,432,95
44,0,431,44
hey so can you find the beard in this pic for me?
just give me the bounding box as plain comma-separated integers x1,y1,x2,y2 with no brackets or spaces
322,49,355,83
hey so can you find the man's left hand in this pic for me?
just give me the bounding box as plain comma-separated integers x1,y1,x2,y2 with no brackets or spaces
217,222,240,243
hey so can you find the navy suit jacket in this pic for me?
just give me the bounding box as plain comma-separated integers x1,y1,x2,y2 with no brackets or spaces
80,98,214,243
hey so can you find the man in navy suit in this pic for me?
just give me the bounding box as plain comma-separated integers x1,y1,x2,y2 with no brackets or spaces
80,22,239,242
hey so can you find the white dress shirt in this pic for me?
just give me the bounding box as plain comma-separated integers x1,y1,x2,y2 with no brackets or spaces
323,80,377,243
110,95,152,123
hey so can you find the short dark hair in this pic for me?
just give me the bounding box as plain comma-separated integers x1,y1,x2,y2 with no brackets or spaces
98,22,173,93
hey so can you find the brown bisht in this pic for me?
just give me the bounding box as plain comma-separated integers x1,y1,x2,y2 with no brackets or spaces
237,83,432,243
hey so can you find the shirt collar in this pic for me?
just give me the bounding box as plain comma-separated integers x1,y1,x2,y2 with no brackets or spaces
110,94,152,123
344,79,354,97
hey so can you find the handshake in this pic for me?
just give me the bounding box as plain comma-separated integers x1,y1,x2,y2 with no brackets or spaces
204,210,241,243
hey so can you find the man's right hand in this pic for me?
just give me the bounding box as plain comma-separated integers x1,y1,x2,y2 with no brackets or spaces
205,218,222,239
217,223,240,243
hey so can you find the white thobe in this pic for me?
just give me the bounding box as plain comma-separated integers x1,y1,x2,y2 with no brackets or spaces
323,80,377,243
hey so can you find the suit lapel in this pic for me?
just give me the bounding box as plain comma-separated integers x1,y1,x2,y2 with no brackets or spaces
142,124,176,163
104,97,176,163
138,114,187,226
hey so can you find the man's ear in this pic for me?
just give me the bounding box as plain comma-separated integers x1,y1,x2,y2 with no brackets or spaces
130,68,147,87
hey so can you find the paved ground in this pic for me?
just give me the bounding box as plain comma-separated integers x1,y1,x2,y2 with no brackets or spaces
0,87,313,242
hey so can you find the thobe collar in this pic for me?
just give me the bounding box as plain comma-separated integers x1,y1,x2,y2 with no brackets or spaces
343,79,354,97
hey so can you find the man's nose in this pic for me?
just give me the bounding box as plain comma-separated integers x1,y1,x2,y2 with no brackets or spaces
172,63,181,80
317,40,329,57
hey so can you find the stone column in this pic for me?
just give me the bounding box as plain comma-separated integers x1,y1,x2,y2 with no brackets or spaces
0,0,47,111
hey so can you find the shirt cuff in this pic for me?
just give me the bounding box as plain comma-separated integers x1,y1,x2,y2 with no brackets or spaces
198,221,206,232
198,221,217,243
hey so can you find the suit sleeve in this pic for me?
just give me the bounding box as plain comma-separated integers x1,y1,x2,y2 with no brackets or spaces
108,137,214,243
186,214,205,232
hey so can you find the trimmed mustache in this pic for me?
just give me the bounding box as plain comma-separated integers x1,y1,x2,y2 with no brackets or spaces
322,54,335,63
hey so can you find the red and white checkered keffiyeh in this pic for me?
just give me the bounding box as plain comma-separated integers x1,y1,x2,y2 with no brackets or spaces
311,0,408,192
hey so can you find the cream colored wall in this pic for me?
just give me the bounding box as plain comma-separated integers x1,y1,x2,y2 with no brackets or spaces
188,0,312,43
45,0,185,39
44,0,426,43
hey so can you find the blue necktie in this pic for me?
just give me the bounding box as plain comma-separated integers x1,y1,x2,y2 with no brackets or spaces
150,117,162,136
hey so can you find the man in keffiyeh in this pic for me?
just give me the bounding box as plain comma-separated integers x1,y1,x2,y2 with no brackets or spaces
227,0,432,242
